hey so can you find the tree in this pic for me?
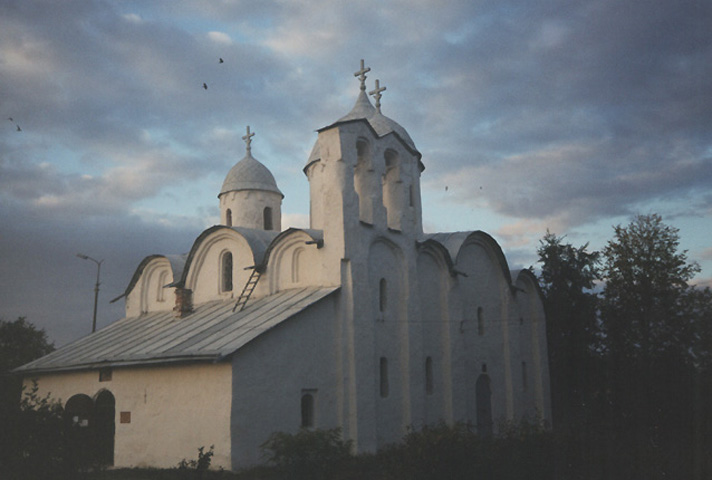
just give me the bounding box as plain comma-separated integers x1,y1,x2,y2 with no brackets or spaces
0,317,55,373
537,231,601,427
0,319,69,479
0,317,55,416
601,214,700,364
599,214,708,478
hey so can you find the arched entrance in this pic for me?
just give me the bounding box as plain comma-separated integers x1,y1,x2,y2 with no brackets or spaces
64,391,115,467
65,394,94,467
94,390,115,466
476,374,493,437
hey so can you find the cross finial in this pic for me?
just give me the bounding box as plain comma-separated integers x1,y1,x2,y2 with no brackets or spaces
354,59,371,91
369,79,386,113
242,125,255,153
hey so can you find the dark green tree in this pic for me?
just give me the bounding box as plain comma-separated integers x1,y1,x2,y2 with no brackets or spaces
601,214,700,364
537,231,601,427
0,317,54,418
0,319,71,479
600,214,708,478
0,317,55,373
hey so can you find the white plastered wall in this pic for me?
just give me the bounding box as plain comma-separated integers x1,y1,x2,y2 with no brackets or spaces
219,190,282,231
230,294,340,467
25,362,232,470
453,239,515,428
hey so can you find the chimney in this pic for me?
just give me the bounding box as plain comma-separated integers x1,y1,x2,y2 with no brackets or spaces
173,288,193,318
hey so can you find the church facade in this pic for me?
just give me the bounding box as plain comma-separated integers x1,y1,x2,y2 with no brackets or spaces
17,62,551,470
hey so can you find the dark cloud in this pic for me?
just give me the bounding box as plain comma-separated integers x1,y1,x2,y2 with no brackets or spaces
1,0,710,345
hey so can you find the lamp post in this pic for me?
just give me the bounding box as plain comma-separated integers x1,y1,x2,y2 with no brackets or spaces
77,254,103,333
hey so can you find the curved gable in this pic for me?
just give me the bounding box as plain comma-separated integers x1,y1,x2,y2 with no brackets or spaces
117,255,182,317
263,228,325,292
112,254,187,315
173,226,278,305
513,269,545,302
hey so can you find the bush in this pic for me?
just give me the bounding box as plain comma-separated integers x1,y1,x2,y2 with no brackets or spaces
0,380,77,480
177,445,215,478
260,428,353,480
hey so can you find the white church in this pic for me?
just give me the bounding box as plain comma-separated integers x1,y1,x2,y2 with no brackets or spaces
17,61,551,470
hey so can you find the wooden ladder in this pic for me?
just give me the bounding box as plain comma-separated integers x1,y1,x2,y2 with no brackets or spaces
232,268,261,312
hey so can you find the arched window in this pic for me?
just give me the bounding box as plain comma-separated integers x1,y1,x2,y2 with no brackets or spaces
263,207,273,230
380,357,389,398
425,357,434,395
477,307,485,336
226,209,232,227
379,278,387,312
221,251,233,292
301,392,315,428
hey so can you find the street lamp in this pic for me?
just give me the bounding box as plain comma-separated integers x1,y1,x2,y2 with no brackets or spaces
77,254,103,333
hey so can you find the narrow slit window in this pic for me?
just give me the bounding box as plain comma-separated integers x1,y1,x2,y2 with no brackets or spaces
301,392,315,428
477,307,485,336
263,207,273,230
226,208,232,227
522,361,528,391
221,251,233,292
380,357,389,398
379,278,387,312
425,357,433,395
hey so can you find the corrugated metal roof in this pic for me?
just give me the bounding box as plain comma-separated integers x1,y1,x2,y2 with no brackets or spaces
16,286,339,375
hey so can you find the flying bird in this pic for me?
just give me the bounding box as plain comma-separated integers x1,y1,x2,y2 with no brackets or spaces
203,83,208,90
8,117,13,122
219,58,224,63
16,125,21,132
445,186,449,191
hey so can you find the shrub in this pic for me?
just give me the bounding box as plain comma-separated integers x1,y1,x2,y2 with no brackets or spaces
177,445,215,478
0,380,76,480
260,428,353,480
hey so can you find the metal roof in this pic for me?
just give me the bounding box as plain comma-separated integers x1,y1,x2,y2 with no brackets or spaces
16,286,339,375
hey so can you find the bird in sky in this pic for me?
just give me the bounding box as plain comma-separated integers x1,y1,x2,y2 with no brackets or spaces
203,83,208,90
219,58,224,63
8,117,13,122
16,125,21,132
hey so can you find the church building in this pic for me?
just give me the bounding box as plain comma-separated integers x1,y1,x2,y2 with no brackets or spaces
16,61,551,470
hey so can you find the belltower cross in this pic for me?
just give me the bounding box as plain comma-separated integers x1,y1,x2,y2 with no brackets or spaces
354,59,371,91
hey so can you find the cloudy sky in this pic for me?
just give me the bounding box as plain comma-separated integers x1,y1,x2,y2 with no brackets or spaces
1,0,711,347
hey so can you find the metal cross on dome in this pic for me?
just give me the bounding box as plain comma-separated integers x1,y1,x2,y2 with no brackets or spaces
369,79,386,113
242,125,255,153
354,59,371,91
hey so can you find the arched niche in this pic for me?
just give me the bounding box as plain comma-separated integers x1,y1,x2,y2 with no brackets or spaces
382,149,404,230
354,137,378,224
